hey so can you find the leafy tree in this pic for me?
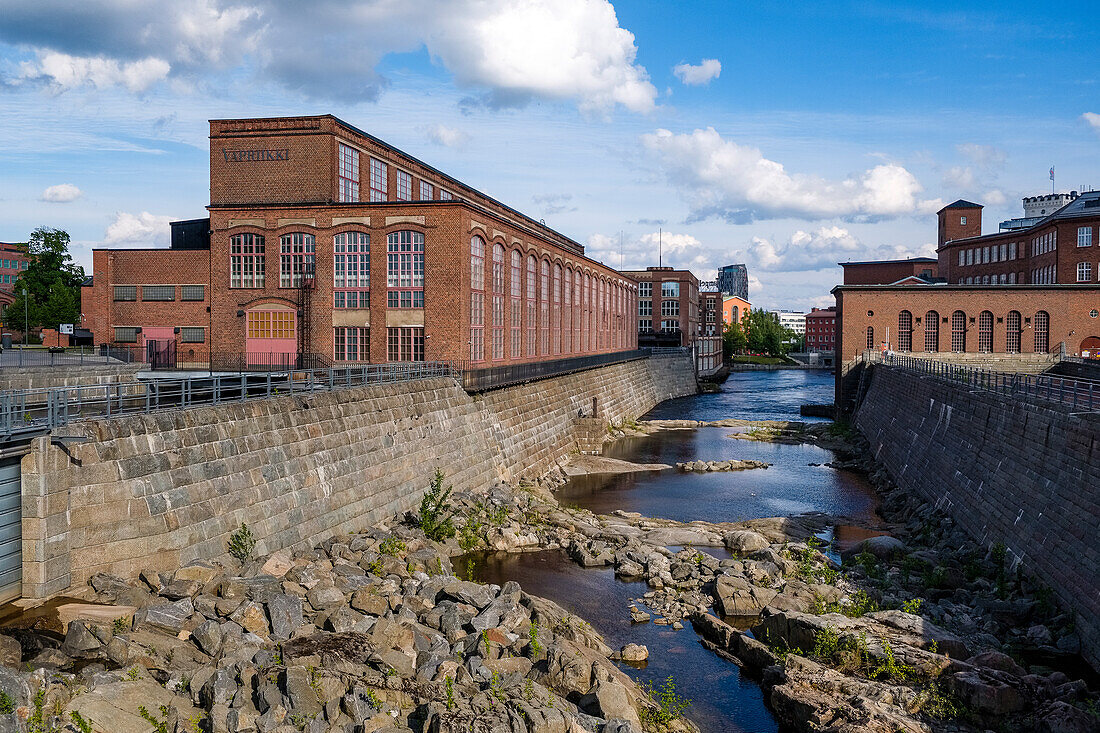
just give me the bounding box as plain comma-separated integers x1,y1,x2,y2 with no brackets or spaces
723,320,748,359
743,308,792,357
4,227,84,331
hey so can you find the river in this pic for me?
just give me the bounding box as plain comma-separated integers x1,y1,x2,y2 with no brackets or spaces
462,369,878,732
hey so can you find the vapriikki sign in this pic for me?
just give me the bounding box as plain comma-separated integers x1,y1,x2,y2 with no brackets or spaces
222,149,290,163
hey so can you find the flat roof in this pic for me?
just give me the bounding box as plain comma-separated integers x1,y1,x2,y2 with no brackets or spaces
839,257,937,266
831,283,1100,294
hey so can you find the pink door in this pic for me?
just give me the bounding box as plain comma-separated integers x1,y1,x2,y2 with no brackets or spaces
245,310,297,368
141,327,176,365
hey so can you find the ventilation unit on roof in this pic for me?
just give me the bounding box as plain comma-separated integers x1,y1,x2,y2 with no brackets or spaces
1085,199,1100,208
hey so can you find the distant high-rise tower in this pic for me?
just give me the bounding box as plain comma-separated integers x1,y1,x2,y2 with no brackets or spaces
717,264,749,300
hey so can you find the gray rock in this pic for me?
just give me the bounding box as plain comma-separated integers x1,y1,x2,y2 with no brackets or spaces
855,535,906,559
0,635,19,668
343,686,383,720
282,666,323,716
723,530,770,553
268,594,304,641
192,619,224,656
201,667,238,707
307,585,345,611
714,575,777,616
139,598,194,634
61,620,102,656
349,589,390,616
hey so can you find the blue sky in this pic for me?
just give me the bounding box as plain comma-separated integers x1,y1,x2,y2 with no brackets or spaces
1,0,1099,309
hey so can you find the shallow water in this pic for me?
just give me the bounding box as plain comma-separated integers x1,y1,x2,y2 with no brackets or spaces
474,371,878,732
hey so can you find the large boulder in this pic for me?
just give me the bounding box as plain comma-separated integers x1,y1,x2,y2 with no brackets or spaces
714,575,777,616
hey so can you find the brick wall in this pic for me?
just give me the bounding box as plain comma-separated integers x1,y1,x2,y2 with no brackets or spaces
854,366,1100,669
21,356,696,596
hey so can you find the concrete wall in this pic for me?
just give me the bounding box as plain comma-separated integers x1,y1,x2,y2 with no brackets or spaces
0,365,141,392
854,366,1100,669
21,356,696,596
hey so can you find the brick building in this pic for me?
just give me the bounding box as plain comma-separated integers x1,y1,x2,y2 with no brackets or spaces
82,115,637,366
839,256,938,285
937,191,1100,286
0,243,30,309
620,266,698,348
805,306,836,352
722,295,750,326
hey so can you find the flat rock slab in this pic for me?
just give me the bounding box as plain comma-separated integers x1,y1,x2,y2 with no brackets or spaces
563,455,670,476
67,680,200,733
56,603,136,633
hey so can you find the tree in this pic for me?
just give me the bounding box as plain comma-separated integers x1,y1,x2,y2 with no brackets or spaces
4,227,84,331
723,320,748,360
743,308,791,357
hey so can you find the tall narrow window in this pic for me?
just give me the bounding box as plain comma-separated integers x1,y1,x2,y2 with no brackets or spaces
978,311,993,352
573,271,582,354
1006,311,1021,353
1078,226,1093,247
866,326,874,349
1078,262,1092,282
386,230,424,307
552,264,562,355
510,250,522,359
387,327,424,361
470,236,485,291
396,170,412,201
469,237,485,362
279,233,316,288
369,158,387,201
492,244,505,360
924,310,939,352
1034,311,1050,353
539,260,550,356
230,233,265,288
333,232,369,308
338,143,359,202
562,268,572,354
898,310,912,352
951,310,967,352
419,181,434,200
526,255,537,357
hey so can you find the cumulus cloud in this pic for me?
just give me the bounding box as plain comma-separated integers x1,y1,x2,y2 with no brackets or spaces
673,59,721,86
423,124,469,147
2,0,656,114
19,52,170,93
940,142,1007,207
748,226,935,272
40,183,82,203
1083,112,1100,133
586,230,711,275
642,127,940,223
103,212,175,247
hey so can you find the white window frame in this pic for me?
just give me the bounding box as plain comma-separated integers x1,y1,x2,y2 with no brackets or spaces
1079,227,1093,247
1078,262,1092,282
338,143,359,202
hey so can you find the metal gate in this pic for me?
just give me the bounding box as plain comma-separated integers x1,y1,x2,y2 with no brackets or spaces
0,460,19,603
145,339,177,370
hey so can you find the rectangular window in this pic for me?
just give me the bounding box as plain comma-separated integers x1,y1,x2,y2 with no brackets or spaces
639,319,652,333
982,246,990,264
966,249,973,266
142,285,175,301
114,327,139,343
960,216,967,225
180,327,205,343
396,170,412,201
386,230,425,308
334,326,370,361
661,319,679,332
661,281,679,298
1010,242,1017,259
440,189,453,201
387,327,424,361
334,231,369,307
279,233,316,288
338,143,359,202
1078,262,1092,282
181,285,204,301
638,300,652,317
333,290,369,308
661,299,679,317
1079,227,1093,247
419,181,434,200
247,310,294,339
958,250,965,266
113,285,137,301
369,158,388,202
230,233,265,288
638,281,652,297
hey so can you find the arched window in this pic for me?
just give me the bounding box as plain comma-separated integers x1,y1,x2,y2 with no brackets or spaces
333,231,369,308
526,255,537,357
951,310,967,352
866,326,874,349
898,310,913,352
386,230,424,308
1006,310,1021,353
470,236,485,291
978,311,993,352
1034,310,1050,352
279,232,315,288
573,270,582,353
510,251,522,359
539,260,550,355
491,245,505,360
552,264,562,355
924,310,939,352
562,267,572,355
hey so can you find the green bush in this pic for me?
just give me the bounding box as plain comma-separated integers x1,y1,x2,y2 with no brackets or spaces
418,470,457,541
639,675,691,726
227,523,257,563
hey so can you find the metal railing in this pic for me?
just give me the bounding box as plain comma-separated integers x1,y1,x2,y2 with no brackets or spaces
0,345,140,369
880,353,1100,412
0,361,459,443
461,349,652,392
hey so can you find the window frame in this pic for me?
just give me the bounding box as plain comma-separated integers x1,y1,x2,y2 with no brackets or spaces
180,327,205,344
279,232,316,289
141,285,175,302
386,230,425,308
181,285,205,301
369,158,388,202
113,285,137,302
337,143,359,202
230,233,266,289
395,170,412,201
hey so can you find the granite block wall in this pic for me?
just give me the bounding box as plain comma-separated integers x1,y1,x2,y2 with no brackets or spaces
854,365,1100,669
21,355,696,596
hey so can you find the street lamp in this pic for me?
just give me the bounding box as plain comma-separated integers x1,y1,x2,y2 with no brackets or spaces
22,289,27,348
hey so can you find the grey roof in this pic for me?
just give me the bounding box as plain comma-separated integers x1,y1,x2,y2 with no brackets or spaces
839,256,937,267
938,199,983,212
941,190,1100,247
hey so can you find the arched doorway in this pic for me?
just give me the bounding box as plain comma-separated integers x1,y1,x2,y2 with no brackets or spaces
1081,336,1100,359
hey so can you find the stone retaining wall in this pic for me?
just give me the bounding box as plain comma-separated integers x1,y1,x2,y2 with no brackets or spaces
21,356,696,597
0,364,142,392
854,366,1100,669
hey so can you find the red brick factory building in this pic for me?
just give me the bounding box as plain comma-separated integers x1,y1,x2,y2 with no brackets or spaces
82,115,637,366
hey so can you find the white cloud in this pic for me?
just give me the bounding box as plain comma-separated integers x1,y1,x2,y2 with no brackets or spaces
40,183,82,203
956,142,1006,171
748,226,935,272
642,127,940,223
940,143,1007,206
103,212,175,247
3,0,656,114
20,52,170,93
1083,112,1100,133
673,59,721,86
585,230,712,276
424,124,469,148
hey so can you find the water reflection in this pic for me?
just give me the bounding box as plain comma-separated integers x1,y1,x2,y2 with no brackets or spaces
646,369,835,423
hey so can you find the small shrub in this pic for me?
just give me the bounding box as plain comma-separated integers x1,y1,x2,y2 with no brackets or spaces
379,536,406,557
639,675,691,726
227,523,257,563
811,625,840,661
902,597,924,615
126,666,142,681
138,705,170,733
418,470,457,542
529,622,542,657
444,677,455,711
70,711,95,733
0,690,12,714
916,680,962,719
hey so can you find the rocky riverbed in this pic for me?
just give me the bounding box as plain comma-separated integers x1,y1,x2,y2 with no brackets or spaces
0,418,1094,733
